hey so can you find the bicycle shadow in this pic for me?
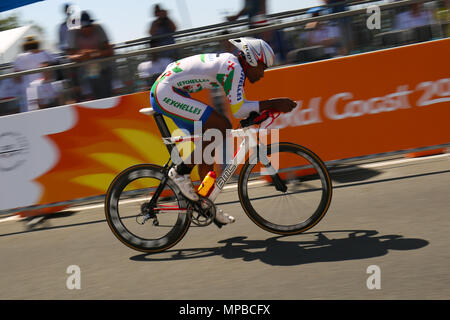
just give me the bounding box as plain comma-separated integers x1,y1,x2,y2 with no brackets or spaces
330,166,382,184
130,230,429,266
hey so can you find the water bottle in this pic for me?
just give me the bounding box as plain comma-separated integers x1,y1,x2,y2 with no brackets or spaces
197,171,217,197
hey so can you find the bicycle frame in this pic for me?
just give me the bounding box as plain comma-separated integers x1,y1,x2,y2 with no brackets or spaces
208,127,258,202
106,109,332,252
140,108,279,206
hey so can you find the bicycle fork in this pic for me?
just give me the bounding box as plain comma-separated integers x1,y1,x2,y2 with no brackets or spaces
257,143,288,193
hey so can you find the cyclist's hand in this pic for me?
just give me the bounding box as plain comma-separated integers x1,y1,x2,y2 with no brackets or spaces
260,98,297,114
262,98,297,113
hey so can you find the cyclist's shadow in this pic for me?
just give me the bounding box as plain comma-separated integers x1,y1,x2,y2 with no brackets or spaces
130,230,429,266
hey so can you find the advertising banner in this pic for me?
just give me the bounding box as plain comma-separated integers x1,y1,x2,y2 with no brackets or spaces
240,38,450,161
0,38,449,213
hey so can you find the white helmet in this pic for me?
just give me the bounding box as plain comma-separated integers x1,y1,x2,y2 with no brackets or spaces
229,37,275,68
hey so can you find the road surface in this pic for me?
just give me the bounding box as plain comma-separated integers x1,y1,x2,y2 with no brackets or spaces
1,154,449,300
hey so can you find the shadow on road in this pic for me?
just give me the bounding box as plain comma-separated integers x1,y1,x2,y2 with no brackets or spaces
330,166,382,184
1,169,448,238
130,230,429,266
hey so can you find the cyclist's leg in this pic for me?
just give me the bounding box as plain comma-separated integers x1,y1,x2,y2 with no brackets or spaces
151,82,235,224
150,81,212,133
151,80,230,180
198,109,232,179
203,110,236,225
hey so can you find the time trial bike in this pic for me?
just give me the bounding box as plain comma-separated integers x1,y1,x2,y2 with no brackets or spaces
105,108,333,253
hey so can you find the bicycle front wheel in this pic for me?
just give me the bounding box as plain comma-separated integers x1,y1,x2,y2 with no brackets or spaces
105,164,191,253
238,142,332,235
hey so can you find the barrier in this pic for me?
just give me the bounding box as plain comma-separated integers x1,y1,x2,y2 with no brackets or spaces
231,38,450,162
0,38,449,215
0,90,213,214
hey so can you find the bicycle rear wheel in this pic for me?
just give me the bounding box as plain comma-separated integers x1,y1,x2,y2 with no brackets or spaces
105,164,191,253
238,142,332,235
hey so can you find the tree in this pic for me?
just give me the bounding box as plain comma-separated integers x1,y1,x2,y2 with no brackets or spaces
0,13,21,31
0,12,44,34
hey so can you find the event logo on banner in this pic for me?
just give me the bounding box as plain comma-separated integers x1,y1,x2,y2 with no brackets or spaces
268,78,449,129
0,108,76,211
0,132,29,171
239,38,450,161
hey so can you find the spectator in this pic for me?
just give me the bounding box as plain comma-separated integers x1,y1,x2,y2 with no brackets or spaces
268,27,291,65
58,3,72,53
57,3,79,102
149,4,177,59
226,1,290,63
137,52,173,91
226,0,289,64
219,30,238,54
394,3,435,30
324,0,346,14
13,36,56,112
26,62,65,111
323,0,352,55
435,0,449,36
227,0,267,29
257,20,290,65
300,7,344,59
0,78,21,115
67,11,114,101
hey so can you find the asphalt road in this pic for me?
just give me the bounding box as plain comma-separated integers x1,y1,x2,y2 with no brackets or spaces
1,154,449,300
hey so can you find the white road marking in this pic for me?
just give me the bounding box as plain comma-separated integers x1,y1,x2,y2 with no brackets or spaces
0,215,22,223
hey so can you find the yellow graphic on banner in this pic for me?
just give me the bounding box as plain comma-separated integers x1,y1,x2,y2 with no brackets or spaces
89,153,142,172
71,173,116,192
113,128,168,165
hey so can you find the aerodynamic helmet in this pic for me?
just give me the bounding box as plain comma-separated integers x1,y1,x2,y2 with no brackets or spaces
228,37,275,68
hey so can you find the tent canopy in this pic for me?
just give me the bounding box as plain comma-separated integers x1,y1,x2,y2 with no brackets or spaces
0,0,44,13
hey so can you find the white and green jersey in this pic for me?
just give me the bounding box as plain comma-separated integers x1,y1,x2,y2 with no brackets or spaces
155,53,259,119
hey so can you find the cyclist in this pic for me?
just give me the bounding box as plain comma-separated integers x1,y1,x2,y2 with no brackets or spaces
149,37,297,225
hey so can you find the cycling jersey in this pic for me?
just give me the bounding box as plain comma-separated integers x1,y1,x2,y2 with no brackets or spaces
150,53,259,133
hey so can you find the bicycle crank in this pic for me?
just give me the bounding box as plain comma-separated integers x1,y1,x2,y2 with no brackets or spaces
190,196,216,227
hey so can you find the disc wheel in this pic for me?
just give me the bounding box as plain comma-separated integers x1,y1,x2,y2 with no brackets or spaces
105,164,191,253
238,143,332,235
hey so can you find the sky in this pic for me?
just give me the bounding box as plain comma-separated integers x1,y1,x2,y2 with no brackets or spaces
1,0,322,48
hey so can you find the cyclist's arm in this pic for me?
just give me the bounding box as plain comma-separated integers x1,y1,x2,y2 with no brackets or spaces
260,98,297,113
230,90,296,118
226,60,297,117
227,68,260,119
230,98,260,119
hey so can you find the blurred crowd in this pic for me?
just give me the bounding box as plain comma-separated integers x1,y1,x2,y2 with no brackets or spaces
287,0,449,63
0,0,448,116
